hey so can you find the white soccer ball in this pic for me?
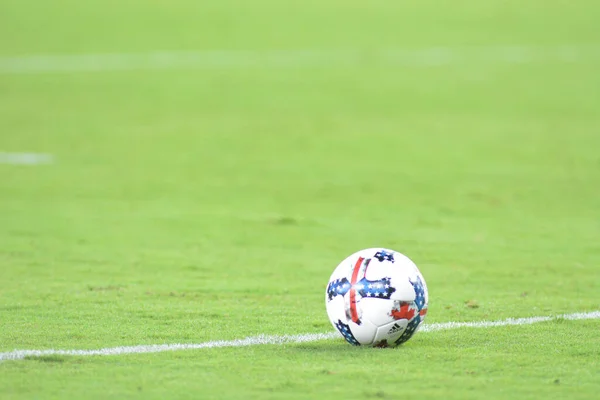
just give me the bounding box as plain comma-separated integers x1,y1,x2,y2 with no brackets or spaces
325,248,428,347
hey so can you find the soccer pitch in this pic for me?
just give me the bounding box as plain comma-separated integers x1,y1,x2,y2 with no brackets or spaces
1,0,599,398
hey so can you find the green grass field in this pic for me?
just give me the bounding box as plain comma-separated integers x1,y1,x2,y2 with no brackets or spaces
1,0,600,398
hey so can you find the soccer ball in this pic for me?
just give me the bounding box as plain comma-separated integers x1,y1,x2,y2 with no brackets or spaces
325,248,428,347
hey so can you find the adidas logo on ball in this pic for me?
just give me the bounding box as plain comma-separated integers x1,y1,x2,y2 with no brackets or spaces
388,323,404,335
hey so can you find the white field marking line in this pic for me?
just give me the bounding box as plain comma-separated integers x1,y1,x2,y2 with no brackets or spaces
0,152,54,165
1,311,599,362
1,45,600,74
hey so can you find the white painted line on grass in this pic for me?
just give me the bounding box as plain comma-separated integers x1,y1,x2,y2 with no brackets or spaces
1,311,598,361
419,310,600,332
0,152,54,165
0,45,599,74
0,333,339,362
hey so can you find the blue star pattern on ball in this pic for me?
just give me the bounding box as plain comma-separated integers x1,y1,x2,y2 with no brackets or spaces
394,276,427,346
326,278,352,300
412,275,427,311
334,320,360,346
355,277,396,299
326,277,396,300
394,317,420,345
373,250,395,263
